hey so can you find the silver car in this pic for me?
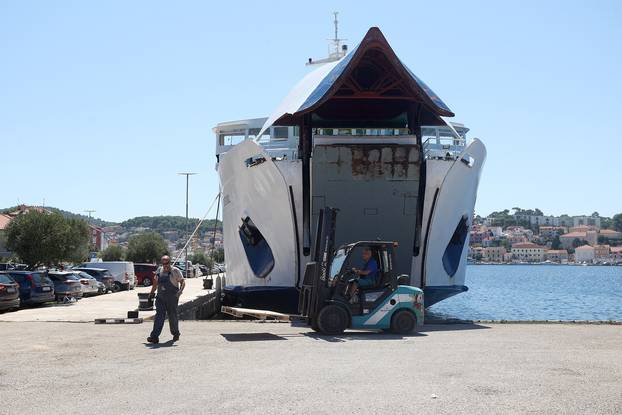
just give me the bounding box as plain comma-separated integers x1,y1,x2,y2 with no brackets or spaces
72,271,100,296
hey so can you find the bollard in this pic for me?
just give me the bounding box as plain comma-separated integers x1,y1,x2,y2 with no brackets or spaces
137,293,154,311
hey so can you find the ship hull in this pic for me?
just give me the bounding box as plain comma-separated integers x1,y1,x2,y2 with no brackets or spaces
218,138,486,311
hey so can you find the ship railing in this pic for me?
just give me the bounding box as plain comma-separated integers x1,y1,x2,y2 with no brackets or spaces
423,137,466,160
261,143,298,160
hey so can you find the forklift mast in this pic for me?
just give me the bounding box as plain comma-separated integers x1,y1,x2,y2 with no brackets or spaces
298,207,338,321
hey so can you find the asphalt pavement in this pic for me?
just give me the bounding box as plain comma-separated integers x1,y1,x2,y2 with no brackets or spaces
0,321,620,414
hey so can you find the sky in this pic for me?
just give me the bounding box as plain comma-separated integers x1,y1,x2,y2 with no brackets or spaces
1,0,621,222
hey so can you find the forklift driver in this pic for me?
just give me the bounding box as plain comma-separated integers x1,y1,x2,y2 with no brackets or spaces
346,246,379,301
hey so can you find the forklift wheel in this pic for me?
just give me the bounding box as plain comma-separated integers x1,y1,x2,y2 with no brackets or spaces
317,305,348,335
390,309,417,334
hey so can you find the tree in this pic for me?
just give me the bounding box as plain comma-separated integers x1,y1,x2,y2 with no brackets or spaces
101,245,125,261
211,247,225,263
551,235,561,250
572,238,584,248
613,213,622,232
600,216,612,230
189,251,212,267
6,211,90,269
126,232,168,263
63,218,91,263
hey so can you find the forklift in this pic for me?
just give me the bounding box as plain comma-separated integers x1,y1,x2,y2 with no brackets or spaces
222,207,424,335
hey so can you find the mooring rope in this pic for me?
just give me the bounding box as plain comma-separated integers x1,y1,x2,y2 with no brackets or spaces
171,192,220,267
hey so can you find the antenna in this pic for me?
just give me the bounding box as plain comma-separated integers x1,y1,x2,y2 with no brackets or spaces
84,210,96,223
306,12,348,66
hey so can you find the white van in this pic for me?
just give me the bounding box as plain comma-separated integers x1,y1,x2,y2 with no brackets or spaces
80,261,136,291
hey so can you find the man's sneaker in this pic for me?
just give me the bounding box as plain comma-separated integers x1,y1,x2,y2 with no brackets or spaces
172,334,180,342
147,336,159,344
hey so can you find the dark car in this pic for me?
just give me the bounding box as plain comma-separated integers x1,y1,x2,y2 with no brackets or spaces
72,268,115,293
2,271,55,306
0,274,20,311
134,263,157,287
48,271,83,302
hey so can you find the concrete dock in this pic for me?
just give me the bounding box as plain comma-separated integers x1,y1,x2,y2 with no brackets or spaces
0,276,220,323
0,320,620,414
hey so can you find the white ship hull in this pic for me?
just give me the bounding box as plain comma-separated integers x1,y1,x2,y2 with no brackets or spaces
214,27,486,312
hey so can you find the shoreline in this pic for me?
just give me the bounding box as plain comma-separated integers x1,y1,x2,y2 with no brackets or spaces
468,262,621,266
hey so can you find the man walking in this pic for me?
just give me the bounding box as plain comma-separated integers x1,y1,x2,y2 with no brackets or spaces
147,255,185,344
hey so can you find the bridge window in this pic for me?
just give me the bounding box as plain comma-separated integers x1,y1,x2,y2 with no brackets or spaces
273,127,289,140
219,129,246,146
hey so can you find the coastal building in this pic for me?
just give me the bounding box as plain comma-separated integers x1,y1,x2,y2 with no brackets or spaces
539,226,567,238
546,249,569,263
469,229,487,244
573,215,601,230
593,244,610,259
88,225,108,252
559,231,598,249
162,230,180,242
599,229,622,240
0,213,11,257
483,246,506,262
505,226,533,244
511,242,545,262
610,247,622,263
574,245,595,263
569,225,598,233
468,246,484,260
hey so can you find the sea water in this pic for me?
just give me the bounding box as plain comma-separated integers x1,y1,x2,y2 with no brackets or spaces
427,265,622,321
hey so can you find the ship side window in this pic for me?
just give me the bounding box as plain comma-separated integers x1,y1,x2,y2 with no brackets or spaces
238,216,274,279
248,128,262,141
273,127,289,141
442,215,469,277
220,132,246,146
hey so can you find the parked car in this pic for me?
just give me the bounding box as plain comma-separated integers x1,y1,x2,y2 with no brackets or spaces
48,271,83,302
79,262,136,291
134,263,157,287
95,281,106,294
0,274,20,311
174,260,195,278
193,264,203,277
72,271,100,296
0,263,27,271
72,268,115,293
1,271,55,306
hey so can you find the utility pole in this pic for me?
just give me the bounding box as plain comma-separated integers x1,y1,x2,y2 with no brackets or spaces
84,210,96,224
178,172,197,279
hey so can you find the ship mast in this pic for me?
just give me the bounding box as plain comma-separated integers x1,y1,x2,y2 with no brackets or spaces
306,12,348,66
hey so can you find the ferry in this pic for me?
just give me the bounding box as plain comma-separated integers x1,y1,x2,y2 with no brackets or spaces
214,23,486,313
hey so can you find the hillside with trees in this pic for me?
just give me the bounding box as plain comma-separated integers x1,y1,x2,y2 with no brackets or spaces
120,216,222,236
1,206,113,227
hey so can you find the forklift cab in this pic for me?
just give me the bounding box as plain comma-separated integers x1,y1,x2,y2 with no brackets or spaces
329,242,395,292
299,207,424,335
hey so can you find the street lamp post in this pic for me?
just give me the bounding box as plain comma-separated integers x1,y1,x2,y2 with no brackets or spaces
178,172,197,279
